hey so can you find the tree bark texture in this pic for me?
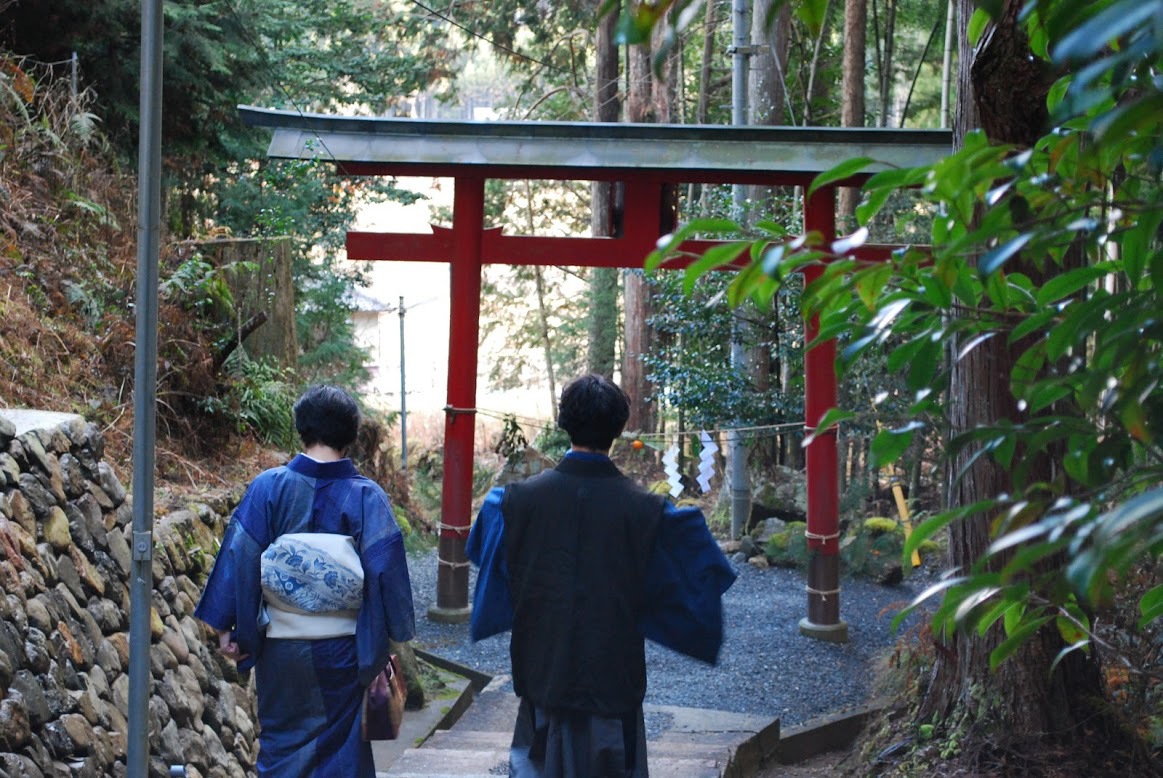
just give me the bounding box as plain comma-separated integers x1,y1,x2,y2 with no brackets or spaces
621,13,674,432
587,3,620,379
873,0,896,126
840,0,867,219
921,0,1105,748
749,0,792,209
622,270,653,432
750,0,792,127
533,267,557,412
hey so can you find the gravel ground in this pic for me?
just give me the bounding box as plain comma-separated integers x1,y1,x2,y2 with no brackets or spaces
407,548,936,728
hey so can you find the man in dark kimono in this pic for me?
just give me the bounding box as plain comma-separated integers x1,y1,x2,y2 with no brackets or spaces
195,385,415,777
468,374,736,777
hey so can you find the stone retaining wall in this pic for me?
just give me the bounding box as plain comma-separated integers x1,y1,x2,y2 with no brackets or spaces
0,411,253,778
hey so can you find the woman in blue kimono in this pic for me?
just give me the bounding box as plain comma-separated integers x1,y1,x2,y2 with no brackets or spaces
195,385,415,777
468,374,736,777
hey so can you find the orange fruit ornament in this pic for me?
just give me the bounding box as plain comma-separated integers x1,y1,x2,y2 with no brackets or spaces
631,439,644,450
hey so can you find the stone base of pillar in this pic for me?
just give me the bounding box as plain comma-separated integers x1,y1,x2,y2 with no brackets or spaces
427,605,472,624
799,617,849,644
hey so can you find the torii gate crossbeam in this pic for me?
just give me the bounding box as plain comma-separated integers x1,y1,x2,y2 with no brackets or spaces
241,106,952,642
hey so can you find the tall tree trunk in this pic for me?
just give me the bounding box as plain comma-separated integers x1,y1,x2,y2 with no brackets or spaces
750,0,792,205
587,2,620,379
533,267,557,413
839,0,867,221
921,0,1105,750
743,1,793,468
621,16,672,432
697,0,715,125
802,0,835,125
750,0,791,129
525,180,558,411
872,0,897,126
687,0,718,212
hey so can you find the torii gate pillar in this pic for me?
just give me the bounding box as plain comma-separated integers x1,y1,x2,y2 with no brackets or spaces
428,177,484,622
800,187,848,643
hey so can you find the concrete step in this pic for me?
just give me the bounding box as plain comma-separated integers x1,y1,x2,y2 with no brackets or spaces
422,730,511,750
384,746,724,777
384,747,510,777
380,685,781,778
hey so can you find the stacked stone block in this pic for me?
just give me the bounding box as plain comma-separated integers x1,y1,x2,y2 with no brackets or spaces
0,413,254,778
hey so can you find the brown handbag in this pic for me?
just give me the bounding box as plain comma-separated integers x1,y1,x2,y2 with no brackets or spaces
361,654,406,741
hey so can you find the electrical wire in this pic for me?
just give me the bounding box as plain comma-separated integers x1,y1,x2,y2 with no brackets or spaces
219,0,340,163
408,0,563,73
470,405,847,443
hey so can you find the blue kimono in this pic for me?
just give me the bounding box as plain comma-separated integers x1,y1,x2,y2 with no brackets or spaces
467,454,736,777
195,455,415,778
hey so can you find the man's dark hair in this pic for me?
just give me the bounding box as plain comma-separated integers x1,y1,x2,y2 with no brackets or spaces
294,385,361,451
556,374,631,450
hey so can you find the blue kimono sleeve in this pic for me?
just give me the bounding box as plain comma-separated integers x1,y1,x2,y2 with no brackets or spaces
640,503,737,664
357,489,416,685
466,487,513,642
193,481,268,673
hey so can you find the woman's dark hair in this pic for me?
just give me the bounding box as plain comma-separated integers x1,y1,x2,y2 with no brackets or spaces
556,374,631,450
294,385,361,451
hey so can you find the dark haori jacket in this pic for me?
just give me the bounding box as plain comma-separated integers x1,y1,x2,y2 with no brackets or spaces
468,451,737,717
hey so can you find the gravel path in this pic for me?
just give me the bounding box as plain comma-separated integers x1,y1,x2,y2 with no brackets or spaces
407,547,935,728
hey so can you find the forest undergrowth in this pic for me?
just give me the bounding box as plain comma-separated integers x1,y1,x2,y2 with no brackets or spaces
0,54,311,502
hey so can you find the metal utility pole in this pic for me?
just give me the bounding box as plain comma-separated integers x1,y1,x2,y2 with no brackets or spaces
940,0,955,128
128,0,162,775
399,296,408,469
728,0,753,540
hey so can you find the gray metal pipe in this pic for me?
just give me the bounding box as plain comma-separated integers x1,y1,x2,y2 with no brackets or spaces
729,0,752,540
941,0,955,129
127,0,163,775
399,296,408,469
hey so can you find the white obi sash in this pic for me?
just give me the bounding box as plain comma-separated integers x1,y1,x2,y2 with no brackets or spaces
259,533,364,639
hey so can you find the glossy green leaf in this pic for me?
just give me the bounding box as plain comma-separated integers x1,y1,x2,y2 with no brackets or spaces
1151,248,1163,294
794,0,829,37
1009,306,1060,343
973,0,1004,22
646,218,740,271
1049,640,1092,675
872,423,924,467
889,576,971,632
855,264,893,311
902,511,957,562
1035,266,1110,307
681,241,750,295
804,407,855,446
863,165,930,191
1010,341,1046,399
906,340,941,392
1056,600,1090,647
1139,584,1163,629
1093,94,1163,145
1003,601,1027,636
1025,379,1072,414
808,157,875,198
1052,1,1155,65
968,7,992,46
921,278,953,309
979,234,1033,277
990,614,1052,669
976,598,1020,638
1121,209,1163,285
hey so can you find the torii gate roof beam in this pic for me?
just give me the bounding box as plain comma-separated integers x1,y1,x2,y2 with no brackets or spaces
242,105,948,179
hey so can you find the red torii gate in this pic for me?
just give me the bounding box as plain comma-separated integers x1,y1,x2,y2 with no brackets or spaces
242,106,951,643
